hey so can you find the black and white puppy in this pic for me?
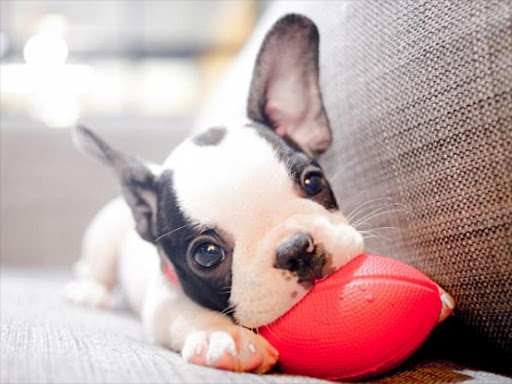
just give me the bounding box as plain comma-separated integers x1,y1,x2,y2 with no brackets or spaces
65,15,364,373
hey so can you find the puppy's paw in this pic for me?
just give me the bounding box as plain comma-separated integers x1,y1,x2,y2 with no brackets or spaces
437,287,455,324
63,279,113,308
182,327,278,373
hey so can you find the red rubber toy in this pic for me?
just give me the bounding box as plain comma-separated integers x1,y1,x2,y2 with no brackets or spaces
259,254,443,381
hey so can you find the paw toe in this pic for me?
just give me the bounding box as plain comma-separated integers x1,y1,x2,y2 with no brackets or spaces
182,331,208,365
438,288,456,324
63,280,112,308
238,340,264,372
205,331,237,368
182,328,277,373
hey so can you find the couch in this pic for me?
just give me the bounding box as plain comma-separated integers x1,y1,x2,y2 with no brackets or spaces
1,1,511,383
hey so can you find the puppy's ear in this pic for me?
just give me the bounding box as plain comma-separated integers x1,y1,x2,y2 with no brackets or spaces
73,125,157,242
247,14,331,157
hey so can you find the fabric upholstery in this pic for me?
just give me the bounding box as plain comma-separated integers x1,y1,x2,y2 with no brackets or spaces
0,269,330,384
316,0,512,356
2,269,510,384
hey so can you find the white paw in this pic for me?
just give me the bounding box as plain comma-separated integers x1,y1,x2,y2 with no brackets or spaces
63,279,113,308
181,327,278,373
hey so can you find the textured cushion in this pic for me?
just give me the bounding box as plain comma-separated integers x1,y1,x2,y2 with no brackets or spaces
0,269,329,384
317,0,512,356
196,0,512,357
2,269,510,384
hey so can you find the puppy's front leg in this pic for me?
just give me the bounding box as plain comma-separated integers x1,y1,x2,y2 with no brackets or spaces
142,274,278,373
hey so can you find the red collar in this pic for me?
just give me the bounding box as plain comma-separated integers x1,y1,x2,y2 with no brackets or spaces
162,263,180,286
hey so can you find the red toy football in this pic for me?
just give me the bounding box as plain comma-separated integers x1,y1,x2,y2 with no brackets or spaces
259,254,448,381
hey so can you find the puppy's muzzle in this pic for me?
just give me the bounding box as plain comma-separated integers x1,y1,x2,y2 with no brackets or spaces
274,233,326,285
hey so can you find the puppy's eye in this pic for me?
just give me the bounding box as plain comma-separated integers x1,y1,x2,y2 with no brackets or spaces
302,172,325,196
193,242,225,268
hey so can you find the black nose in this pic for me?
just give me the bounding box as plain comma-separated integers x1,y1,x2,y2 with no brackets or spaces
275,233,317,275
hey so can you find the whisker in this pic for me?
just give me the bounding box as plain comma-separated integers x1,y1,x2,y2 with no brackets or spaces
221,309,235,318
359,226,397,233
346,199,405,225
262,323,280,340
155,223,197,242
351,204,405,229
345,198,394,223
360,231,392,242
218,284,233,295
220,304,236,317
345,197,393,222
360,227,396,242
347,203,394,226
353,208,404,229
348,204,392,227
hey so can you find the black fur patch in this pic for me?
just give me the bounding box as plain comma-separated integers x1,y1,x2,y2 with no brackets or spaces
155,170,233,313
246,123,338,210
192,127,227,147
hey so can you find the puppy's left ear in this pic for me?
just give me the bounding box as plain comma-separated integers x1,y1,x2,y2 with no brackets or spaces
73,125,157,242
248,14,331,157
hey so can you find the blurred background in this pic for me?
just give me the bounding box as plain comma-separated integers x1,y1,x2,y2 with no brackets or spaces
0,0,269,267
1,0,270,128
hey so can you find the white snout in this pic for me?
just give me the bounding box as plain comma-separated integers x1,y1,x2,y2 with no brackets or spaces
230,209,364,328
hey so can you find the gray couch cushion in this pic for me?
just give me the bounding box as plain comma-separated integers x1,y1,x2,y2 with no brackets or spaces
316,0,512,356
0,269,330,384
1,268,510,384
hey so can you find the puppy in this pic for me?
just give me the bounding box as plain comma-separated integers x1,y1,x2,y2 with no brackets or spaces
65,14,452,374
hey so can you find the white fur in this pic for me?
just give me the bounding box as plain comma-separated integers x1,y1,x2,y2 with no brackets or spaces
118,228,161,313
75,197,133,287
164,127,364,326
164,126,296,235
63,279,113,307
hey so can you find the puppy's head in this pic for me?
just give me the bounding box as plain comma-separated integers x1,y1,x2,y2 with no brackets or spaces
75,15,363,327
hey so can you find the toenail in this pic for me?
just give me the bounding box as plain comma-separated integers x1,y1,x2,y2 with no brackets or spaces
227,345,236,355
441,293,454,309
248,342,256,354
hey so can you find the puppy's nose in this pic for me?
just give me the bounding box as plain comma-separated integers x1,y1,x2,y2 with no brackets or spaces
275,233,317,276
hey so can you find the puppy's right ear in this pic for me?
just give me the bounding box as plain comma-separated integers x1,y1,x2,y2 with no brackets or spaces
247,14,331,157
73,125,157,243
